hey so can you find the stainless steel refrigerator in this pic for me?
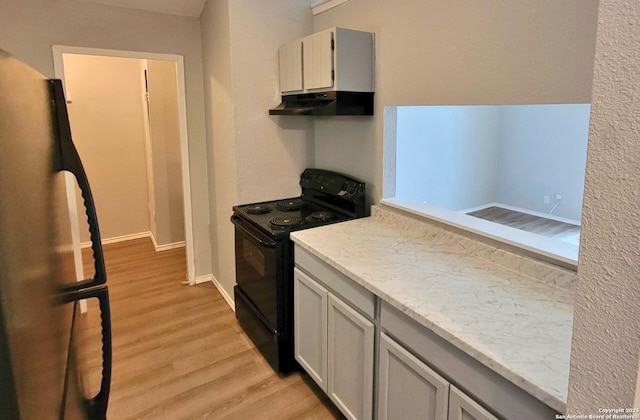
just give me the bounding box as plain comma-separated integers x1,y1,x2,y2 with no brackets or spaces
0,50,112,419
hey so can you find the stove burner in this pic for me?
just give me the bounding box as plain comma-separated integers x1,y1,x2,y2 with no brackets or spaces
270,217,304,228
276,199,306,212
309,211,335,222
245,204,271,215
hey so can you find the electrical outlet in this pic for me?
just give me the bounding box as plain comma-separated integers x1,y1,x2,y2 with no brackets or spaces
555,194,563,201
544,195,550,204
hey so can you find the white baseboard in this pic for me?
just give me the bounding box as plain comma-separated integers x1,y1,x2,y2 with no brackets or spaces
81,231,186,252
195,274,235,312
150,234,185,252
195,274,212,285
81,231,151,248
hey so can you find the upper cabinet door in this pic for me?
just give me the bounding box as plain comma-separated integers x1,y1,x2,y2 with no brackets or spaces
303,30,334,91
276,27,374,95
279,41,303,93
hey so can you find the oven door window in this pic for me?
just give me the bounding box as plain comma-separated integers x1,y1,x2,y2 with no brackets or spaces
243,239,266,278
234,227,279,329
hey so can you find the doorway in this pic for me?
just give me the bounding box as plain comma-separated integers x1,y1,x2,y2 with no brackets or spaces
52,46,195,285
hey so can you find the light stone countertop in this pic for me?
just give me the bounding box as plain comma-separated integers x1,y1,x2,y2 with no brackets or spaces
290,205,574,414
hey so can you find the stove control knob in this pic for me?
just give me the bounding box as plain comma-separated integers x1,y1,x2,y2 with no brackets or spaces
341,182,349,191
348,185,356,195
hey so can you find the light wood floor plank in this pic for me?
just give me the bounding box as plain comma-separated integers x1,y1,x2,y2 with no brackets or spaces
79,238,342,419
467,206,581,245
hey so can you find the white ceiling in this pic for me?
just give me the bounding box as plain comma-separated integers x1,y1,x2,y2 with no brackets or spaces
77,0,324,18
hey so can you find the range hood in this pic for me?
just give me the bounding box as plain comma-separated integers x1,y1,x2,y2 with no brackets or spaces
269,91,374,116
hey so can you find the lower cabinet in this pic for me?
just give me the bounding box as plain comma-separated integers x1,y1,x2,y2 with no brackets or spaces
328,293,375,420
378,332,449,419
294,267,375,420
448,385,498,420
294,267,328,389
294,246,556,420
378,332,497,420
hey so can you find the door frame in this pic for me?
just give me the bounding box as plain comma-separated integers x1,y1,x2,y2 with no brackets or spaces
52,45,196,285
140,68,158,246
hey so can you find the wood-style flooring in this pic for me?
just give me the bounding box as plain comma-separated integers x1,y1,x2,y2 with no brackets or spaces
467,206,581,246
80,238,342,419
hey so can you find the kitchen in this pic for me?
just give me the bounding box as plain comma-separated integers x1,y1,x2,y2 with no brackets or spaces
0,0,638,418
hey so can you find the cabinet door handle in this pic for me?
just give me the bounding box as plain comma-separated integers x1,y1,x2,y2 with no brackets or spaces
231,215,277,248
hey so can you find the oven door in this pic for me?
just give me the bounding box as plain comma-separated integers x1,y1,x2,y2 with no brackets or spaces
231,215,282,331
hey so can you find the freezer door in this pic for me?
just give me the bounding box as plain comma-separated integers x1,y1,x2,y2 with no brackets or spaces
0,50,87,419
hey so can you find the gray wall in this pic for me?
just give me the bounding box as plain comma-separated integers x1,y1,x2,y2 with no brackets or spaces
64,55,151,242
395,106,500,211
312,0,599,206
496,105,590,221
200,0,313,302
394,105,590,220
147,59,185,246
0,0,211,278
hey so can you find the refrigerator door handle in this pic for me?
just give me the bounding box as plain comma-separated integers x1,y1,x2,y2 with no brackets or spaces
49,79,107,292
65,286,112,420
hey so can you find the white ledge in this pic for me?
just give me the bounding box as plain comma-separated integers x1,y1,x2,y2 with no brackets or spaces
381,197,579,268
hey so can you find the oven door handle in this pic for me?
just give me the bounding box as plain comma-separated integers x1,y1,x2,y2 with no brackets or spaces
231,215,277,248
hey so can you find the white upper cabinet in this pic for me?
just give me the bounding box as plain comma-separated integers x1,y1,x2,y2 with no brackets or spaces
278,27,374,94
302,30,334,90
278,41,303,93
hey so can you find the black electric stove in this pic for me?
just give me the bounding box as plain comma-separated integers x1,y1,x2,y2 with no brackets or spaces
233,169,366,238
231,168,366,374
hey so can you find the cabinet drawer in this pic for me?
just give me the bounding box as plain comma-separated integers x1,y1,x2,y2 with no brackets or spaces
295,245,374,319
